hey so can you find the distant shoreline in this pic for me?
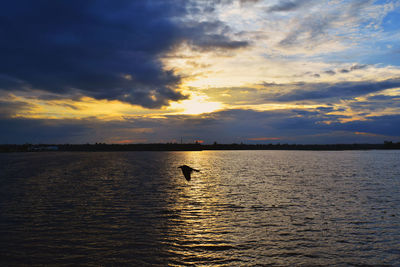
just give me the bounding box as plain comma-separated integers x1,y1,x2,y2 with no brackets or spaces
1,142,400,152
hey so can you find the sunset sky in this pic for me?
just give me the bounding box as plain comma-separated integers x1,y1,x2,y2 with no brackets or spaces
1,0,400,144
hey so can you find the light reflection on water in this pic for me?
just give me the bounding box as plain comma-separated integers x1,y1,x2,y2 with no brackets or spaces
0,150,399,265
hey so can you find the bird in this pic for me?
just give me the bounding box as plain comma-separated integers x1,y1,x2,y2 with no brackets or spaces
178,165,200,181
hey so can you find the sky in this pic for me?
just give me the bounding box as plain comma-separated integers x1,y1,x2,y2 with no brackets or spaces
1,0,400,144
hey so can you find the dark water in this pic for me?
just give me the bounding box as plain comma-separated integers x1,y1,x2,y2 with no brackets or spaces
0,150,399,266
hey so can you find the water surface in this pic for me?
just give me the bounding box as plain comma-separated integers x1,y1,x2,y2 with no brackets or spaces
0,150,399,265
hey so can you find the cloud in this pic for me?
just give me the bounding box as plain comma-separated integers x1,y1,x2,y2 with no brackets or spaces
0,100,35,119
0,0,247,108
182,21,249,51
277,0,379,49
248,137,281,141
194,77,400,107
350,64,368,71
1,106,399,144
0,118,91,144
339,64,369,74
324,70,336,75
367,94,400,101
330,114,400,138
267,0,314,12
269,78,400,102
240,0,261,6
347,93,400,113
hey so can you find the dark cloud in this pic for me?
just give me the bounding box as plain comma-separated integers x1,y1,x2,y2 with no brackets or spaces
267,0,313,12
350,64,368,71
324,70,336,75
188,35,249,51
367,94,400,101
199,0,261,8
0,0,247,108
241,0,260,3
294,72,323,79
182,21,249,51
316,106,335,112
0,118,91,144
262,82,282,87
0,100,35,118
330,114,400,138
269,78,400,102
198,78,400,107
320,64,368,76
347,94,400,113
339,64,368,74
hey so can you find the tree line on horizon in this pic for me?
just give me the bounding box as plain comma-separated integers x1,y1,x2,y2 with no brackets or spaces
1,141,400,152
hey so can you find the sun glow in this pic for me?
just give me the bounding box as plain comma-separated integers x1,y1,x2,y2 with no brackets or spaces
168,93,224,115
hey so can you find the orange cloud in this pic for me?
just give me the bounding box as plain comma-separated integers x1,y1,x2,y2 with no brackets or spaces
354,131,380,137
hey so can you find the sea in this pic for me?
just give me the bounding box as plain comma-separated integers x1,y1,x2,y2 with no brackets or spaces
0,150,399,266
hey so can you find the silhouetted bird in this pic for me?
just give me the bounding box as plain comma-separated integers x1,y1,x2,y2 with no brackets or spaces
178,165,200,181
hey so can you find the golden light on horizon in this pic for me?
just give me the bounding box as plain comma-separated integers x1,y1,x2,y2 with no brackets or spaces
9,95,151,120
168,93,224,115
7,90,225,120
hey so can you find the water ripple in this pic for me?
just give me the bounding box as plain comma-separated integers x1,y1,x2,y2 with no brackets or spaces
0,150,399,265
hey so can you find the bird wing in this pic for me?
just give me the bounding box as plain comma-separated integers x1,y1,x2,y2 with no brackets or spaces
181,169,191,181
